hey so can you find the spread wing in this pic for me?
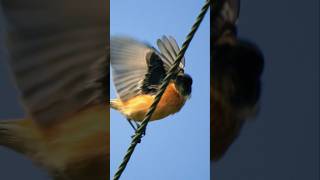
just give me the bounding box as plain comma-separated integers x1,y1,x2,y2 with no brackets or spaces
157,35,185,72
111,37,165,101
212,0,240,44
110,35,184,102
0,0,108,126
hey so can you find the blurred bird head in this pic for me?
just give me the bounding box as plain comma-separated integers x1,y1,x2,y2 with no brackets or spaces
214,39,264,114
211,0,264,161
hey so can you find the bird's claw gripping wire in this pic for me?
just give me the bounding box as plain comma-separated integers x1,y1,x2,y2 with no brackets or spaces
127,119,146,143
127,119,138,131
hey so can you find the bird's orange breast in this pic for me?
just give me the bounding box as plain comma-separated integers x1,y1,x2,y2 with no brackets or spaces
115,83,186,121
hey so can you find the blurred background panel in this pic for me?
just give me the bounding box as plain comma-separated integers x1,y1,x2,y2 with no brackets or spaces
0,0,108,179
0,6,50,179
212,0,319,180
110,0,210,179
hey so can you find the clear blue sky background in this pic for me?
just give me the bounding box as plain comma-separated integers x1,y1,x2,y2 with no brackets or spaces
110,0,210,179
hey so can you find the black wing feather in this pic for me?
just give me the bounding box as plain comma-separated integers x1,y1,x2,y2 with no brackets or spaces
140,51,166,94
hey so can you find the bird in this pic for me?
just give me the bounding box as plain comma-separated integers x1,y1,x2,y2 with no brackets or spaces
0,0,109,180
211,0,264,161
110,36,192,130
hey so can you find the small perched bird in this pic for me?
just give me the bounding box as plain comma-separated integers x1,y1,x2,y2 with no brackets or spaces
110,36,192,128
211,0,264,161
0,0,109,180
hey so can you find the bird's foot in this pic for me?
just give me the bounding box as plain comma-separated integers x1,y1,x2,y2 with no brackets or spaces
127,119,146,143
127,119,138,131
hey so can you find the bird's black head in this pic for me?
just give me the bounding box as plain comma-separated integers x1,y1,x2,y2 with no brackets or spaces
175,73,193,97
211,39,264,161
213,39,264,109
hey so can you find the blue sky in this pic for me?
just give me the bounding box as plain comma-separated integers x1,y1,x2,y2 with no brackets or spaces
110,0,210,179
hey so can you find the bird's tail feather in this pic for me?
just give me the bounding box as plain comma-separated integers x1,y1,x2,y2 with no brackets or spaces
0,119,33,154
109,99,122,111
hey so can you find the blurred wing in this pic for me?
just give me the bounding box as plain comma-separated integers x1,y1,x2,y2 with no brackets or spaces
1,0,108,126
156,35,185,72
212,0,240,43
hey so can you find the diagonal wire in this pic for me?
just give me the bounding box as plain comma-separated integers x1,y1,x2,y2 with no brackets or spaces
113,0,211,179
